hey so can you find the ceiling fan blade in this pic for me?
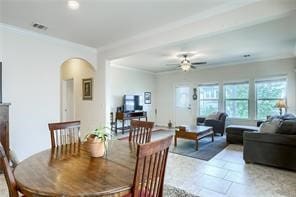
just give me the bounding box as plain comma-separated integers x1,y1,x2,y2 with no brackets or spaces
192,62,207,65
165,64,180,67
191,65,197,69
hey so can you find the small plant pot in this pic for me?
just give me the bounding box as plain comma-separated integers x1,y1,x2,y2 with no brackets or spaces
87,138,105,157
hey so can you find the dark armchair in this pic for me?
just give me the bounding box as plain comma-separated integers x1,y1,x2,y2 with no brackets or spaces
197,113,228,136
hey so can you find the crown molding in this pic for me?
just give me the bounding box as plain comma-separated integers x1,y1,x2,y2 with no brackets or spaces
0,23,97,54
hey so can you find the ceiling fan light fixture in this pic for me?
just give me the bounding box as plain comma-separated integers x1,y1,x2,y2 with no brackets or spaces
181,64,191,71
67,0,80,10
180,58,191,71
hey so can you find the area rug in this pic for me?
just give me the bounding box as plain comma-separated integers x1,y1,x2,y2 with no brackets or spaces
119,129,228,161
163,184,198,197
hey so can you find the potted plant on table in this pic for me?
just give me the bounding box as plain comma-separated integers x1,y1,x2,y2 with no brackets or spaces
85,127,109,157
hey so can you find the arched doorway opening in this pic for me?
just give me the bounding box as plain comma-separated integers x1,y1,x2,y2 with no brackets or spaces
60,58,95,122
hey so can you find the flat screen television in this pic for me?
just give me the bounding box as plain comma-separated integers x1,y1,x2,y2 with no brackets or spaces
123,95,143,112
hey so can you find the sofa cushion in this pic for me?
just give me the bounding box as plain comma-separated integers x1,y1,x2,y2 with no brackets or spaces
259,119,281,134
277,120,296,135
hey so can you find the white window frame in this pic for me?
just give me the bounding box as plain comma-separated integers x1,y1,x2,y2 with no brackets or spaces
223,81,249,119
198,83,219,116
255,76,287,120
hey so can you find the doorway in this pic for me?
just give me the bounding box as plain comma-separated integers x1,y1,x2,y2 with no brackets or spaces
62,79,74,121
175,85,193,126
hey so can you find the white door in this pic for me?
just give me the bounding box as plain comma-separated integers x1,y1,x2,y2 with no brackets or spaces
62,79,74,121
175,86,193,126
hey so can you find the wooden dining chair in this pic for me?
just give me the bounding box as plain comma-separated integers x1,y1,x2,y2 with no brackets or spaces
0,143,24,197
125,135,173,197
129,120,154,144
48,121,81,148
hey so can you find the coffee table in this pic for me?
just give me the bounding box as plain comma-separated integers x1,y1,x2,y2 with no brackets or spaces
174,125,214,150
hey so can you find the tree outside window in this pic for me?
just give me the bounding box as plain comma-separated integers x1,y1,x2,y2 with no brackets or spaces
224,82,249,119
199,84,219,116
255,78,287,120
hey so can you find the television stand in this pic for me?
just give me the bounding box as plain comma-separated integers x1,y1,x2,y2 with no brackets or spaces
115,111,147,134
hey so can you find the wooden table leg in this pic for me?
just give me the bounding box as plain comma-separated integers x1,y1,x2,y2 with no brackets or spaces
174,136,177,147
196,140,199,150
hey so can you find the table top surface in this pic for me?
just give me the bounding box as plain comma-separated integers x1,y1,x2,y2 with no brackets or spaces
177,125,213,134
14,140,137,196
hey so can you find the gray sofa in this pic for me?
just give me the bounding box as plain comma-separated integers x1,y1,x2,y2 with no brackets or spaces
244,120,296,171
197,112,228,136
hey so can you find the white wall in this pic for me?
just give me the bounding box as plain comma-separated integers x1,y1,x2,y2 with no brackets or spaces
1,24,98,160
156,57,296,127
110,65,156,122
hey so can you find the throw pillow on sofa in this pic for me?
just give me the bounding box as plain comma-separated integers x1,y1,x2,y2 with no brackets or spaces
259,119,282,134
277,120,296,135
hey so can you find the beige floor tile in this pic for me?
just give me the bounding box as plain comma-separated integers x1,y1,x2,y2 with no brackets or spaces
226,183,260,197
223,170,252,184
179,181,202,196
223,162,245,172
198,188,227,197
195,174,232,194
207,158,227,168
226,182,292,197
201,165,228,178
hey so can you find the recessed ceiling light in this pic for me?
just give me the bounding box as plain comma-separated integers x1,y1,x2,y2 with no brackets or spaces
67,0,80,10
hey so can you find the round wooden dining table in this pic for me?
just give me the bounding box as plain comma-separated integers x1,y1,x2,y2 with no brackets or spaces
14,140,137,196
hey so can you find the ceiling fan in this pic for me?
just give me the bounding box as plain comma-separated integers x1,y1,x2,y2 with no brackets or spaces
166,53,207,71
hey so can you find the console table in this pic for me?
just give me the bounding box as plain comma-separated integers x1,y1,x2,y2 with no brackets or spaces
115,111,147,134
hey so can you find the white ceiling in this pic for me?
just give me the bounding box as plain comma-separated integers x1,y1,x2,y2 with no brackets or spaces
0,0,245,48
111,12,296,73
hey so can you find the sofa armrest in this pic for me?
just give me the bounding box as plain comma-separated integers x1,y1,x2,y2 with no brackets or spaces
205,119,223,125
244,132,296,146
196,117,206,125
204,119,224,129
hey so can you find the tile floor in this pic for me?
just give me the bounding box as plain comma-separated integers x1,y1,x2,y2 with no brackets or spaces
165,144,296,197
1,144,296,196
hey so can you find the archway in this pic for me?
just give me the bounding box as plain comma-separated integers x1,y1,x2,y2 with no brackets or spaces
60,58,95,135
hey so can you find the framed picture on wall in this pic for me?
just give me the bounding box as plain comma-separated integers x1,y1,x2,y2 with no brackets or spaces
144,92,151,104
82,78,93,100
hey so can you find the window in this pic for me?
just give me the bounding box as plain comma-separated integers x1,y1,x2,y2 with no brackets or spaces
224,82,249,119
255,77,287,120
199,84,219,116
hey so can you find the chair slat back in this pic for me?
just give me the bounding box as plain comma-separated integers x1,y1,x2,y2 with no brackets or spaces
48,121,81,148
133,135,173,197
0,143,18,197
129,120,154,144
